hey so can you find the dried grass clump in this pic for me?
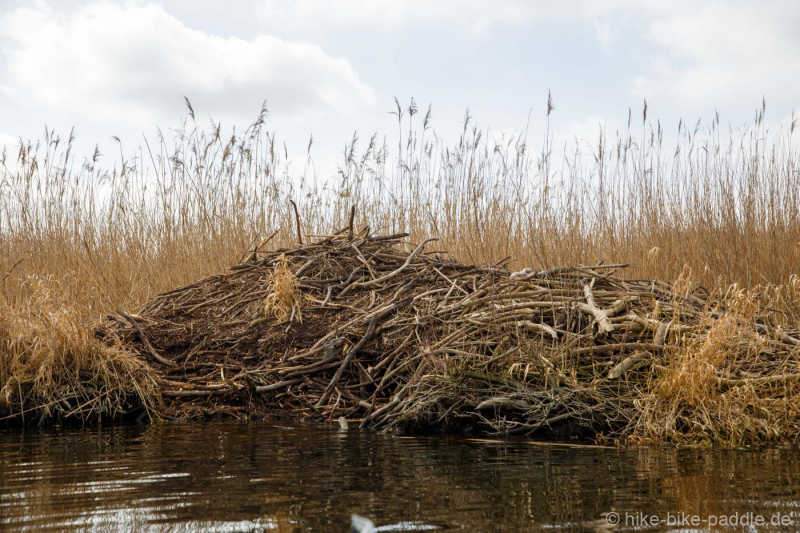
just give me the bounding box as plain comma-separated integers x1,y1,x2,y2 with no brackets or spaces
262,254,303,323
630,283,800,446
0,276,159,425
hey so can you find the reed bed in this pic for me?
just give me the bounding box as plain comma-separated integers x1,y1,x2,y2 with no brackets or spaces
2,102,799,312
0,276,158,426
1,100,800,444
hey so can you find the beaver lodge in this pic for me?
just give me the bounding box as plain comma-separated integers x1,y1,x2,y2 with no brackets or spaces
4,226,800,445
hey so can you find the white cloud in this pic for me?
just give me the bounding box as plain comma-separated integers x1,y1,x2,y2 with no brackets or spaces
0,133,19,151
249,0,800,114
557,116,623,151
1,1,377,130
0,0,796,175
592,19,619,52
255,0,646,35
632,1,800,110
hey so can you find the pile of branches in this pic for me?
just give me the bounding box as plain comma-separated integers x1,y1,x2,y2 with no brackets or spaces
99,227,800,441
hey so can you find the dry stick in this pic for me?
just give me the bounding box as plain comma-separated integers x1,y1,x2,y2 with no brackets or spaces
355,238,438,289
287,311,367,362
582,282,614,335
295,256,318,277
0,258,23,283
256,379,302,393
571,342,672,356
117,310,178,368
452,290,552,311
317,226,349,245
284,362,341,378
315,297,411,407
289,199,303,245
185,291,238,314
257,229,281,251
608,353,649,379
157,378,228,390
514,320,559,340
321,286,334,307
162,390,228,398
368,232,410,242
352,243,377,280
537,264,630,278
347,205,356,240
371,330,415,372
432,264,468,297
372,352,424,396
335,265,366,298
716,373,800,388
604,295,639,317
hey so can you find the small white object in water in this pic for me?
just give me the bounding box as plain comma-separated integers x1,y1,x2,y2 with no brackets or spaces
351,514,377,533
338,416,349,430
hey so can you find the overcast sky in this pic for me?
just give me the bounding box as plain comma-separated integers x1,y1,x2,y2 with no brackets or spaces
1,0,798,173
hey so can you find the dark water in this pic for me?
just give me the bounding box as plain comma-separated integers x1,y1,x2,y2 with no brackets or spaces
1,422,800,532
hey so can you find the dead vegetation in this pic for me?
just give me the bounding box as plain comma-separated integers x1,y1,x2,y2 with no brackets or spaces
632,282,800,445
2,101,800,322
2,101,800,444
0,276,158,426
80,227,800,445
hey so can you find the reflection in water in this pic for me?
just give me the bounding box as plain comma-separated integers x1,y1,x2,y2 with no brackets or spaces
1,421,799,531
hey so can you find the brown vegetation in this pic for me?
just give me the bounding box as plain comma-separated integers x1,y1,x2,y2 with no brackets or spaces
0,276,158,425
1,100,800,444
86,230,799,446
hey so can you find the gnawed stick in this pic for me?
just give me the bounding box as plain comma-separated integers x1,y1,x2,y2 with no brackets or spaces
581,282,614,335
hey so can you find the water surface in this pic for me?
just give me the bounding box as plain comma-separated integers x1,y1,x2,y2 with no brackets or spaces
1,421,799,531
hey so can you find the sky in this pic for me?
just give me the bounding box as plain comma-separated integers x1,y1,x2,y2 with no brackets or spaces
1,0,798,173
